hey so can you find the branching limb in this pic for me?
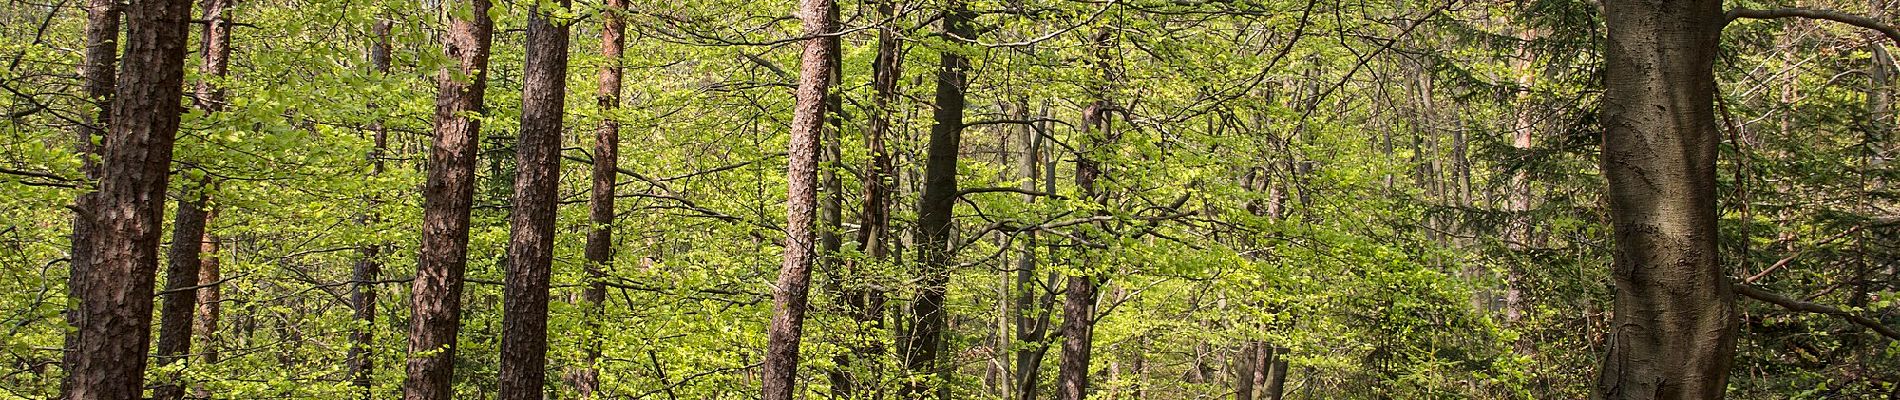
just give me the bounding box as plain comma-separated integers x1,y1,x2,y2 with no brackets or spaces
1734,282,1900,341
1727,8,1900,46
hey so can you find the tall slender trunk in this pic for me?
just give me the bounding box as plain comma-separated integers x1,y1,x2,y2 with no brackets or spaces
830,1,900,397
69,0,195,395
1055,28,1116,400
574,0,623,397
1504,20,1538,356
59,0,119,395
403,0,492,396
192,207,221,399
1593,1,1736,399
153,182,208,400
152,3,235,397
760,0,837,397
900,1,972,397
348,16,393,399
496,2,571,398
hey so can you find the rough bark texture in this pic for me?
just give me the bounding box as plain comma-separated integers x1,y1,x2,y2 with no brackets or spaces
574,0,623,396
495,1,570,398
349,17,393,399
759,0,836,397
900,1,972,397
1594,1,1737,399
69,0,194,395
59,0,117,395
153,184,208,400
403,0,492,397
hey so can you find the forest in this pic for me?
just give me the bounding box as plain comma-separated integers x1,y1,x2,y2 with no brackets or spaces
0,0,1897,398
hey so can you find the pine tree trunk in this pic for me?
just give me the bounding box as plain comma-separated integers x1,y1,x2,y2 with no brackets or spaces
760,0,837,397
496,1,570,398
58,0,118,395
69,0,195,395
403,0,492,396
1594,1,1737,398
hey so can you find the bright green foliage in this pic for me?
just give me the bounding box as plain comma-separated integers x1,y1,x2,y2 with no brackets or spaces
1,0,1896,398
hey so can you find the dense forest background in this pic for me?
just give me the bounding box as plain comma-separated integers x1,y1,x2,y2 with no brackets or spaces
0,0,1896,398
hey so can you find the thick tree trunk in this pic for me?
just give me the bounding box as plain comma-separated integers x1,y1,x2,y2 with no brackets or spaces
153,184,208,400
348,17,393,399
403,0,492,397
1593,1,1737,399
573,0,623,397
900,1,972,397
68,0,195,395
759,0,836,397
59,0,119,396
496,2,570,398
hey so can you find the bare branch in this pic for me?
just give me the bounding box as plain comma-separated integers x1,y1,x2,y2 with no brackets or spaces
1727,8,1900,46
1734,283,1900,341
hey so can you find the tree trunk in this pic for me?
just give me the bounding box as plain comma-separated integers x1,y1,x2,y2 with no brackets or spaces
900,1,972,397
830,1,900,396
496,1,570,398
192,207,221,399
153,183,208,400
59,0,119,395
403,0,493,396
1261,349,1287,400
349,16,393,399
760,0,837,397
69,0,195,395
1234,344,1257,400
1056,28,1116,400
153,2,235,396
574,0,623,397
1593,1,1737,399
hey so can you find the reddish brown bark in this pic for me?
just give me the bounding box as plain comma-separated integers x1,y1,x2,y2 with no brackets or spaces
403,0,492,397
59,0,118,395
760,0,837,397
68,0,195,395
495,0,571,398
192,208,221,399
